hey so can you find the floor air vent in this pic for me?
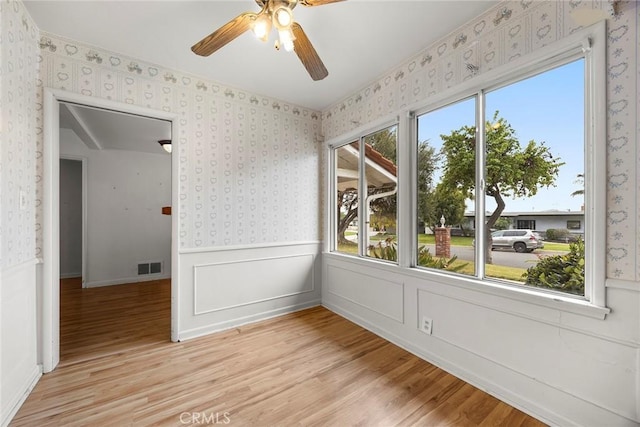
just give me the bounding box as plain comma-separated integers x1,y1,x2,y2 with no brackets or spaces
138,261,162,275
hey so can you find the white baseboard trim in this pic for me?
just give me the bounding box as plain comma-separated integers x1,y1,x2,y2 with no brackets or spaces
60,272,81,279
1,365,42,427
85,273,171,288
322,301,637,427
178,300,321,341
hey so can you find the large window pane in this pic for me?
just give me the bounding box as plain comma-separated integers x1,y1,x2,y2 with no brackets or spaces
416,98,475,276
484,59,585,296
364,126,398,261
335,142,360,255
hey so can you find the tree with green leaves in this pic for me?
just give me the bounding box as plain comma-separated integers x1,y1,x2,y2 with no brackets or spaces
422,183,466,231
570,173,584,197
493,217,512,230
440,111,564,263
416,141,438,228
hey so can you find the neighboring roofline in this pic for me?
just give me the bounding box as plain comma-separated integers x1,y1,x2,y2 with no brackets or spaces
354,141,397,177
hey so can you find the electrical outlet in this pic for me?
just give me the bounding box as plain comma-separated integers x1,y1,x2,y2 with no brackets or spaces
421,316,433,335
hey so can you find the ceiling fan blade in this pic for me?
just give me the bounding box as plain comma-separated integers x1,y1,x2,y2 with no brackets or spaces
291,22,328,81
192,12,256,57
299,0,345,6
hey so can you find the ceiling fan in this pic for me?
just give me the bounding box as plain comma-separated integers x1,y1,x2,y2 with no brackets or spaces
191,0,344,81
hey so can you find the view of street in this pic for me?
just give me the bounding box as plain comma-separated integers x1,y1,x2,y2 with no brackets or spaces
419,244,566,270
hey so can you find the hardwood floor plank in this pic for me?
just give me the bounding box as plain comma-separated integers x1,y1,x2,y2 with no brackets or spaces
10,279,546,426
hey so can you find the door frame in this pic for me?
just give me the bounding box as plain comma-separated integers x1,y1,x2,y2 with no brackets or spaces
42,88,181,372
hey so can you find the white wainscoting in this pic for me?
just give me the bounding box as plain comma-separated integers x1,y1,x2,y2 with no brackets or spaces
178,242,322,340
194,254,314,315
325,264,404,323
1,259,42,427
322,253,640,427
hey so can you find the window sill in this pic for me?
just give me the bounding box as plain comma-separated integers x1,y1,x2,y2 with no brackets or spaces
323,251,610,320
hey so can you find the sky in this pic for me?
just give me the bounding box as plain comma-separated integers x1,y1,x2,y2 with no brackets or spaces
417,59,585,214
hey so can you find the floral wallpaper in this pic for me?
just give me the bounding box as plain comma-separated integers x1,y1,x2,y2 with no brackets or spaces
322,0,639,283
2,0,638,282
0,0,39,269
35,32,323,251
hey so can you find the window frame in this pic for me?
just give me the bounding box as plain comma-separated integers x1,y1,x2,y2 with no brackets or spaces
327,21,608,318
329,116,400,261
516,220,536,230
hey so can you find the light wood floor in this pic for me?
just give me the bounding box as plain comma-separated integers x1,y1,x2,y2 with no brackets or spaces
11,279,545,426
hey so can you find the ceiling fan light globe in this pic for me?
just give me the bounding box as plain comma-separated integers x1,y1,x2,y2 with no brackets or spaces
273,6,293,29
252,14,272,41
278,28,296,52
283,39,295,52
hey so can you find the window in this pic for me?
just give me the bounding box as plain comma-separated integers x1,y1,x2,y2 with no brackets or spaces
333,124,398,261
415,58,588,296
567,220,581,230
329,22,606,311
416,97,476,276
335,142,360,256
409,22,606,307
516,220,536,230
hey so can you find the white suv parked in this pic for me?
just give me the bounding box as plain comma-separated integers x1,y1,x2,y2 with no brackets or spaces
490,229,544,253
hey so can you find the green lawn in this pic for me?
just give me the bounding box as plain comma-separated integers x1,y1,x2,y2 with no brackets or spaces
336,241,527,281
449,260,526,281
337,233,567,283
368,233,569,252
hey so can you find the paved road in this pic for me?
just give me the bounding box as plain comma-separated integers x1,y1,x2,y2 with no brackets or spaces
421,244,566,270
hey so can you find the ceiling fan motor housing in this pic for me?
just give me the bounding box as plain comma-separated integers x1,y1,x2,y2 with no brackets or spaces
256,0,299,11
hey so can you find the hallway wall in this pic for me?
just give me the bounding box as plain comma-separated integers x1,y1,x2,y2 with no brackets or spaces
59,158,82,278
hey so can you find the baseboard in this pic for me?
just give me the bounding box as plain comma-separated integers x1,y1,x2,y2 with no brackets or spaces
60,272,81,279
322,302,637,427
178,300,321,341
85,273,171,288
1,365,42,427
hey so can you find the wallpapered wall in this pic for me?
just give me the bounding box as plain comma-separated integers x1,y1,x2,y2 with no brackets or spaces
322,0,639,283
34,33,322,253
0,0,39,269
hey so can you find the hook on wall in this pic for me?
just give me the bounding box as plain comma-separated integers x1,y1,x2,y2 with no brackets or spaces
466,63,479,76
493,7,512,26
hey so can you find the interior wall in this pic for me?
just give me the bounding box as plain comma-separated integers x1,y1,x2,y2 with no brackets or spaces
0,1,42,425
37,18,323,339
321,1,640,426
59,158,82,278
60,130,171,286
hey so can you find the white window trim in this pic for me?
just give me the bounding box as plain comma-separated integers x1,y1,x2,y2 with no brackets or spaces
327,21,609,320
327,114,399,257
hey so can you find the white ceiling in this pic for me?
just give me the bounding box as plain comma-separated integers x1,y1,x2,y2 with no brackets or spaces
60,103,172,154
24,0,499,111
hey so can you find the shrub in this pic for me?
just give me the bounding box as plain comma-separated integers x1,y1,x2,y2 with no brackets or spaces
545,228,571,242
522,238,584,295
416,246,467,272
368,238,397,261
369,238,467,272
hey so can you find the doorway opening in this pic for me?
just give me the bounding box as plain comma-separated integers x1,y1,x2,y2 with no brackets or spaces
42,89,180,372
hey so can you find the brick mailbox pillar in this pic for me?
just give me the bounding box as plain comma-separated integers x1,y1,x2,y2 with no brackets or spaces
435,227,451,258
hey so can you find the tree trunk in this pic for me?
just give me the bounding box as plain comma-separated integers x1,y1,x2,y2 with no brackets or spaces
485,188,506,265
337,208,358,245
